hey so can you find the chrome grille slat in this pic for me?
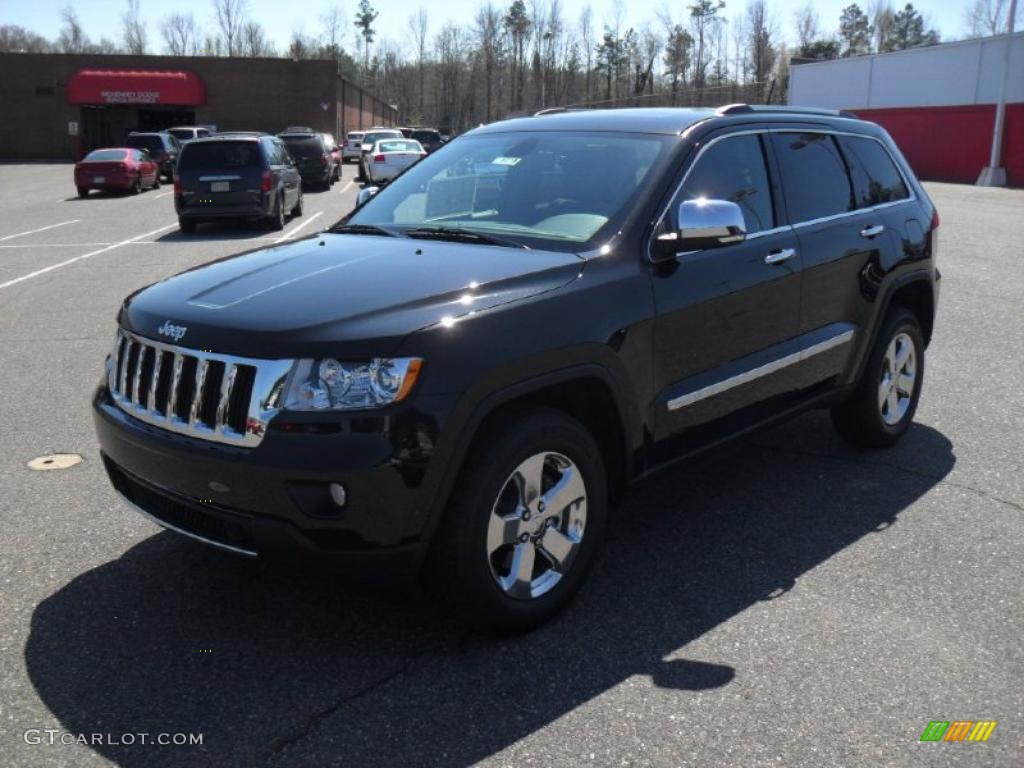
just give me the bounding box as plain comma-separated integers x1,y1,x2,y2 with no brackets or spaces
216,363,238,431
168,353,184,419
189,359,209,427
106,330,293,448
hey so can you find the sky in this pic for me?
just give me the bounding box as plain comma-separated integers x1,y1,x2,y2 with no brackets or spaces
1,0,977,55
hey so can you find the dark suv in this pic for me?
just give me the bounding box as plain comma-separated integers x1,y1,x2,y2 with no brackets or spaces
94,106,939,633
126,131,180,180
174,134,302,232
410,128,443,153
278,130,335,189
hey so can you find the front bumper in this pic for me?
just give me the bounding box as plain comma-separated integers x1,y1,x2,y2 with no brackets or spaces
93,384,447,576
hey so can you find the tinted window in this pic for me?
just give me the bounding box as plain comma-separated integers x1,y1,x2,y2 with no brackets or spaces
770,133,853,222
84,149,127,161
126,135,163,153
281,136,325,158
837,135,909,207
377,140,422,153
412,130,440,142
179,141,261,170
677,134,774,234
168,128,193,141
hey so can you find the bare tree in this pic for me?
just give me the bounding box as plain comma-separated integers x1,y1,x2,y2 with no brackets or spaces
161,13,199,55
0,25,52,52
409,10,429,119
240,21,273,57
57,5,87,53
690,0,724,89
963,0,1017,36
475,5,503,121
794,2,819,48
867,0,895,52
321,5,345,57
746,0,777,99
212,0,247,56
579,6,594,102
121,0,147,54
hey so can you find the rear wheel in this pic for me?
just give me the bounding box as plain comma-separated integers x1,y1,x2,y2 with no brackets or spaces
131,175,142,195
178,218,196,234
77,187,89,198
266,194,286,231
152,174,161,190
436,409,607,634
291,188,304,217
832,308,925,449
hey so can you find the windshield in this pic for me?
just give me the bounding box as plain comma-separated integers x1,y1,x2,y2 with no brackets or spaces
168,128,194,140
378,140,422,153
348,131,671,250
84,149,127,161
126,136,163,153
363,131,402,145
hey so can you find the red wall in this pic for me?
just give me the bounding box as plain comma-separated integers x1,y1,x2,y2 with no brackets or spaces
854,103,1024,187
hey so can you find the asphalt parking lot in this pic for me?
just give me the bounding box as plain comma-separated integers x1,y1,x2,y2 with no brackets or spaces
0,164,1021,767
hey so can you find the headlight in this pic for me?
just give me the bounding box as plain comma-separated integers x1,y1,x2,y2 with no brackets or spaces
283,358,422,411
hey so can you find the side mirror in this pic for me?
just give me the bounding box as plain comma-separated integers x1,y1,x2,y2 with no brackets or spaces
356,186,380,208
654,198,746,258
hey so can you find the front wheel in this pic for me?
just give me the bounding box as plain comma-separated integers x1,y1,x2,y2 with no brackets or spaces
436,409,607,634
266,194,286,231
832,308,925,449
291,188,303,217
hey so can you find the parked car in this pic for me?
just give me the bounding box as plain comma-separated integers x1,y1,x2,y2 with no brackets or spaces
410,128,443,154
125,131,180,180
320,133,343,182
167,126,215,143
278,130,335,190
173,133,302,233
94,106,939,633
74,148,160,196
343,132,365,163
356,128,404,181
364,138,426,184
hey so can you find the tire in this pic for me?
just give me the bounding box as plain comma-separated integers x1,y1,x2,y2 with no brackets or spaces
266,194,286,231
435,409,608,634
291,188,304,217
77,187,89,198
131,175,142,195
357,161,366,182
152,174,161,190
832,308,925,449
178,218,196,234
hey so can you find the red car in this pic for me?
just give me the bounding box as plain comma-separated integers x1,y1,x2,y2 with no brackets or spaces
75,148,161,197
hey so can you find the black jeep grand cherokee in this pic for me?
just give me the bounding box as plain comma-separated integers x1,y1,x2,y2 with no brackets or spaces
94,106,939,632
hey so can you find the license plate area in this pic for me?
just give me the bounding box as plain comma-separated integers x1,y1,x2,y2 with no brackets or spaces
93,176,106,183
211,181,230,193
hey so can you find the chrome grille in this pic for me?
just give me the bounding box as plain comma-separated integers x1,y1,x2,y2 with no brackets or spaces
108,329,294,448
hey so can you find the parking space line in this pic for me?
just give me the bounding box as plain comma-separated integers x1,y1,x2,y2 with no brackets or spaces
0,223,177,291
275,211,324,243
337,180,354,196
0,220,80,242
153,191,174,199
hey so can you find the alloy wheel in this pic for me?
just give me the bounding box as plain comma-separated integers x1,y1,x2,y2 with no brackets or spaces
878,331,916,426
486,451,587,600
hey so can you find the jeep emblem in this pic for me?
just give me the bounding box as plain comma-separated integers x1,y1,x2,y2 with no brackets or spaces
158,320,187,342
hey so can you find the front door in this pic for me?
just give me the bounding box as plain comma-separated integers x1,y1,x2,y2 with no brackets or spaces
651,132,803,442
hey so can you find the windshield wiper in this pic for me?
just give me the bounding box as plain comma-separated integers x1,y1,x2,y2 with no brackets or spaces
328,223,404,237
404,226,528,249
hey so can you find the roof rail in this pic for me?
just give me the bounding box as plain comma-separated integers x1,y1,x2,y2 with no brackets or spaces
533,106,590,117
716,103,858,119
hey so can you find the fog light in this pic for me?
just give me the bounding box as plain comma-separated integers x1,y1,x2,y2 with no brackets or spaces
329,483,347,508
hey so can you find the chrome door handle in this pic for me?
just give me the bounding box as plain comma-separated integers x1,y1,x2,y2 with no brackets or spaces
764,248,796,265
860,224,885,238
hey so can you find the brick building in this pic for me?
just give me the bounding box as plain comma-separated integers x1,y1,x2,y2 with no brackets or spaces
0,52,397,160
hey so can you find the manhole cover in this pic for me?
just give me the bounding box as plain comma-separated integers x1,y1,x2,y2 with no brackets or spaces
28,453,83,471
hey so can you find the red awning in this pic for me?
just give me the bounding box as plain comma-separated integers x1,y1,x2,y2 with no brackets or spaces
67,69,206,106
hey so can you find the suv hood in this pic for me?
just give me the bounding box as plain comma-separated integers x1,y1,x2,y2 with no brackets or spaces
120,233,584,358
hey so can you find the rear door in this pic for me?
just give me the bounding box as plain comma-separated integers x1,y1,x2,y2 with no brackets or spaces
768,131,895,388
268,138,300,207
651,131,804,440
178,140,263,207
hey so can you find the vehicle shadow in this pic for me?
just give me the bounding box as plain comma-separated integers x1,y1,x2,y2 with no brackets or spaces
154,220,280,242
24,414,954,767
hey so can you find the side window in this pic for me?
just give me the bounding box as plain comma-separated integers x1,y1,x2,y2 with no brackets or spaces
770,133,854,223
837,135,909,207
275,140,291,165
676,134,774,234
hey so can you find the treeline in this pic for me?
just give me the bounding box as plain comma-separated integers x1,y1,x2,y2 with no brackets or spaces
0,0,1018,133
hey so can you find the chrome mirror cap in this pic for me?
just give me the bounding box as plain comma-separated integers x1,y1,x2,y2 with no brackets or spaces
356,186,380,208
655,198,747,257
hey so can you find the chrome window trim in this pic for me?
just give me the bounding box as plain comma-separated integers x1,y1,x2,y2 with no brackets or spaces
649,128,916,260
667,329,854,411
107,329,294,448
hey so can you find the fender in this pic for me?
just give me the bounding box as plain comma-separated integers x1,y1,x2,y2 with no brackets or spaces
411,361,640,563
845,267,936,387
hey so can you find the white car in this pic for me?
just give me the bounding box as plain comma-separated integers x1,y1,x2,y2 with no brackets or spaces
365,139,427,184
342,132,364,162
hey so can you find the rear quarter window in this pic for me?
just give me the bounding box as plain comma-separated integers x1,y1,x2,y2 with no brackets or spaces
770,133,854,223
837,135,910,206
